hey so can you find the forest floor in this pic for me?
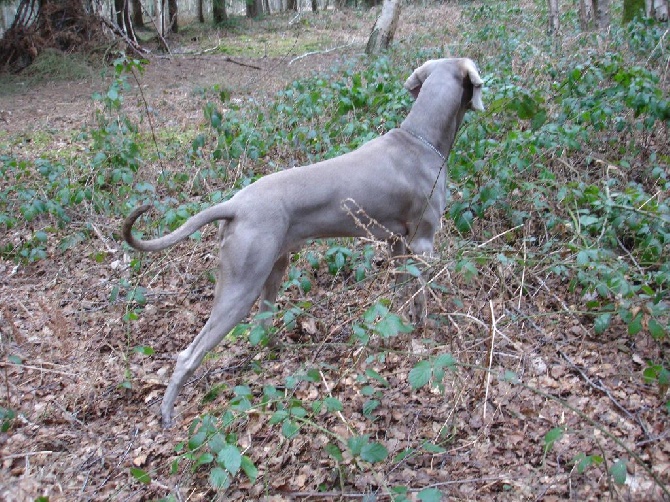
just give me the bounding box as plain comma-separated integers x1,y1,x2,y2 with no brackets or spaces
1,4,669,501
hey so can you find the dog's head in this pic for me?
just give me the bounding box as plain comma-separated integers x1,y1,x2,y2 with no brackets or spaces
404,58,484,112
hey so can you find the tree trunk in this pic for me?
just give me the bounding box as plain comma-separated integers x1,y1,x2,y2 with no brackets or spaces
132,0,144,28
167,0,178,32
154,0,163,35
580,0,593,29
114,0,137,40
287,0,297,11
579,0,610,30
213,0,227,23
595,0,610,28
247,0,264,17
365,0,401,55
197,0,204,23
623,0,645,21
311,0,318,12
547,0,560,33
646,0,669,20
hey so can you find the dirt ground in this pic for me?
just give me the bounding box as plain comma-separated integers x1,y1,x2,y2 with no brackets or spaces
1,5,669,501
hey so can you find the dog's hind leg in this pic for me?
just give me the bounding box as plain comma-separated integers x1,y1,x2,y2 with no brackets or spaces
257,253,290,325
160,232,281,428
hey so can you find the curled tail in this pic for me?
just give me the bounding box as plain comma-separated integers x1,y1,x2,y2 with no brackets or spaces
123,203,235,252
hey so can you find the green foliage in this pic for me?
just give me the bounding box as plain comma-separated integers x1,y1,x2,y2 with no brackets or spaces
352,300,413,345
173,412,258,490
408,354,456,391
449,9,669,387
190,57,411,165
0,55,151,262
0,406,16,433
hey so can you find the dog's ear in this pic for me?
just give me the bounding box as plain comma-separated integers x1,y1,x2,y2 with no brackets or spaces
404,59,440,99
461,59,485,111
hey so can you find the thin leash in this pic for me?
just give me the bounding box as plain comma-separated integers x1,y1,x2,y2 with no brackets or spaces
401,127,448,249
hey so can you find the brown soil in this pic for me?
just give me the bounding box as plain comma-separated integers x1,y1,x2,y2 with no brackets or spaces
1,6,668,501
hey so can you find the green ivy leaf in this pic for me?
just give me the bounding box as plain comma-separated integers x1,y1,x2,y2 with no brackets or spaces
324,397,344,412
648,318,666,340
130,467,151,484
365,368,390,387
188,430,208,451
543,427,564,452
434,353,456,371
325,443,344,462
418,487,443,502
360,441,388,463
217,444,242,475
628,313,643,336
610,459,627,485
132,345,154,356
269,410,289,425
594,313,611,335
7,355,23,365
347,435,369,456
208,466,230,489
409,360,432,389
281,420,300,439
241,455,258,482
195,452,214,467
362,399,380,417
422,442,447,454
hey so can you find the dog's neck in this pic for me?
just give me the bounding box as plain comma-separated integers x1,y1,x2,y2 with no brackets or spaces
400,82,467,160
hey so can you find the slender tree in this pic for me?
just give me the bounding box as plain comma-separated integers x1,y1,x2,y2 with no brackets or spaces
167,0,178,32
646,0,669,20
213,0,227,23
547,0,560,33
132,0,145,28
365,0,401,55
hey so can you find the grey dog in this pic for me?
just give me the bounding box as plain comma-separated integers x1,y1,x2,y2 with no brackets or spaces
123,58,484,427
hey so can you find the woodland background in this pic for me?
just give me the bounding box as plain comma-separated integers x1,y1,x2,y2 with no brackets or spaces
0,0,669,500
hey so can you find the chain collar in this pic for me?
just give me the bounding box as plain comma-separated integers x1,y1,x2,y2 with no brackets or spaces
402,127,446,162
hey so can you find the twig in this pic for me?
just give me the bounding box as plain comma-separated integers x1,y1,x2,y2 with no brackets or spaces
483,300,496,420
285,476,520,498
2,450,59,460
92,426,139,497
508,304,651,440
319,369,355,436
128,65,165,177
140,2,171,54
289,41,357,65
90,223,117,253
519,230,527,310
99,17,147,59
223,57,262,70
558,349,649,437
0,362,76,376
476,224,523,248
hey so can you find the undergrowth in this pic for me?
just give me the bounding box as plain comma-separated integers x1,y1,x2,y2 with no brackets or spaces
1,0,668,499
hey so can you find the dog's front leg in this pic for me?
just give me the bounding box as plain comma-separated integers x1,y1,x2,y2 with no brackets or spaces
390,237,430,325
